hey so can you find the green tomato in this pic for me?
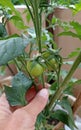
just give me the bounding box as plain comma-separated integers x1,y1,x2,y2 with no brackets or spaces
42,51,58,71
27,61,44,77
42,51,50,59
49,58,58,70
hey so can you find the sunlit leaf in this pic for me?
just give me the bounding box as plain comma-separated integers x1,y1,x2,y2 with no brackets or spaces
70,21,81,35
73,2,81,14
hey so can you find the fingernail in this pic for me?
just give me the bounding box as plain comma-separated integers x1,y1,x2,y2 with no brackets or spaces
38,89,48,98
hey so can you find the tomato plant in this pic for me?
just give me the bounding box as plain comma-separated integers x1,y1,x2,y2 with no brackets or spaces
0,0,81,130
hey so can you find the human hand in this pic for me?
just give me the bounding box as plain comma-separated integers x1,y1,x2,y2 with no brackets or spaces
0,89,48,130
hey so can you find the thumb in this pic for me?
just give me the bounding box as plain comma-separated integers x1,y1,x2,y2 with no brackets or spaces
23,89,49,116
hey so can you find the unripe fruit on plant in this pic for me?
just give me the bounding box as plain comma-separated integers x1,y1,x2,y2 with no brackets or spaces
48,58,58,70
27,60,44,77
42,51,58,71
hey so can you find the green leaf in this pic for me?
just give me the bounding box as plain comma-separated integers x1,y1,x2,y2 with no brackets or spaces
52,110,75,130
70,21,81,35
0,34,20,40
0,0,16,12
59,97,73,121
25,9,31,23
36,113,45,125
10,15,27,29
68,51,80,58
59,21,81,40
50,82,58,91
0,23,7,37
0,0,26,30
73,2,81,14
68,48,81,58
5,72,33,106
51,110,69,125
68,79,81,87
56,96,76,128
58,31,81,39
0,37,29,65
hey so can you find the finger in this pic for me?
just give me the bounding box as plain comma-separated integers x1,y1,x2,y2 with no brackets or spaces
0,93,10,108
45,83,51,88
0,93,12,116
23,88,49,116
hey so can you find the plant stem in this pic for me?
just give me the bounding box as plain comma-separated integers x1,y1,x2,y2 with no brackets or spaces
41,73,45,88
24,0,34,23
24,0,44,88
56,70,60,88
6,63,15,76
18,56,33,79
33,0,42,53
48,52,81,111
14,59,21,71
32,0,45,87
